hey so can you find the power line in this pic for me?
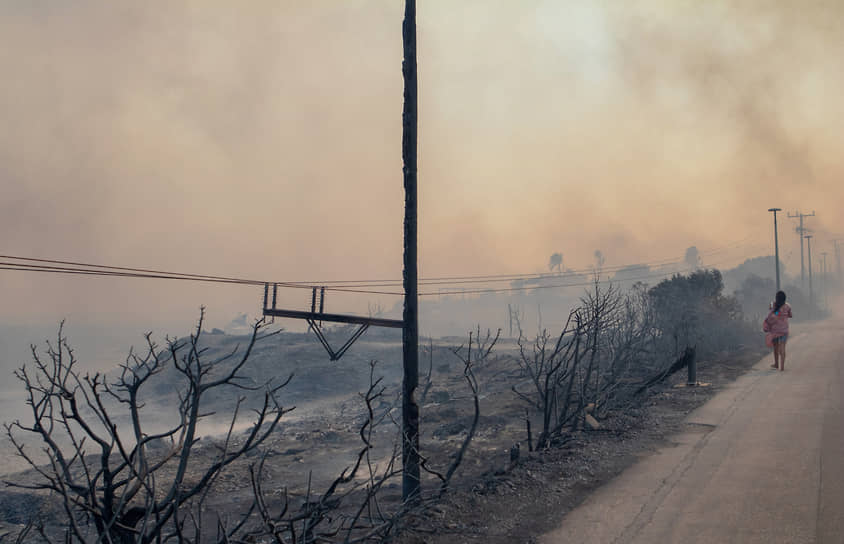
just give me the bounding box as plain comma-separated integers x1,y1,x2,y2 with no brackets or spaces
0,262,259,285
0,261,678,297
0,258,403,295
0,235,767,298
430,241,766,296
420,269,693,297
0,254,266,285
257,235,764,288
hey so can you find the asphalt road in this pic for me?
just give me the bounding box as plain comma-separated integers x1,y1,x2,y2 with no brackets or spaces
541,317,844,544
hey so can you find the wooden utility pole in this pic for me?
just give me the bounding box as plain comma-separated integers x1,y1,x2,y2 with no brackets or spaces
788,211,815,286
806,234,814,316
821,251,828,310
401,0,420,503
768,208,782,290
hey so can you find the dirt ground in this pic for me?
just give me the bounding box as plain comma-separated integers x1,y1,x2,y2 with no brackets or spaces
395,347,768,544
0,330,767,542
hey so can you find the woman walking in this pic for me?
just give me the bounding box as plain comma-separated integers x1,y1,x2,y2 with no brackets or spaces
763,290,793,371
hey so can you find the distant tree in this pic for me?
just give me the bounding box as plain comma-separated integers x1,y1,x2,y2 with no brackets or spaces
684,246,701,270
721,256,788,294
735,275,820,324
549,252,563,274
594,250,606,272
735,274,776,322
648,269,747,358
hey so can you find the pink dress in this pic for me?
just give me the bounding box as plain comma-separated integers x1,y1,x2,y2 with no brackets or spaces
763,303,792,347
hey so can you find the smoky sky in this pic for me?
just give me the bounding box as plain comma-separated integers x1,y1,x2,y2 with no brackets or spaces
1,0,842,334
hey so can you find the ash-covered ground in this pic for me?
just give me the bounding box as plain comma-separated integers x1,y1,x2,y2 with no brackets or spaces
0,325,766,542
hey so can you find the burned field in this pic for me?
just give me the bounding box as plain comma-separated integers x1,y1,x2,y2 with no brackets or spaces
0,310,765,542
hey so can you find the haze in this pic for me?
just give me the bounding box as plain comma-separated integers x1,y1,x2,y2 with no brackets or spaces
2,1,842,386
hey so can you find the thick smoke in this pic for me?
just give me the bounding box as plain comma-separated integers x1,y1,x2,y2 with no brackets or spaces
0,0,841,337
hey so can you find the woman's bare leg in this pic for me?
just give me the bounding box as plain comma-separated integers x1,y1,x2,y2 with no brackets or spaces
779,342,787,371
772,344,780,369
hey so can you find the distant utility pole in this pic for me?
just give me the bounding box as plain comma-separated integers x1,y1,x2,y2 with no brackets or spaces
508,304,523,338
833,239,842,284
788,210,815,286
401,0,420,504
820,252,828,310
508,303,514,337
805,234,814,316
768,208,782,290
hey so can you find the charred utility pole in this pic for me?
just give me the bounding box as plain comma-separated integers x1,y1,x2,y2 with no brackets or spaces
263,0,420,503
401,0,421,504
768,208,782,290
788,210,815,286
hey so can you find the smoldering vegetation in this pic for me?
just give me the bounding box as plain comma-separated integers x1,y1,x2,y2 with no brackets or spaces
2,258,818,542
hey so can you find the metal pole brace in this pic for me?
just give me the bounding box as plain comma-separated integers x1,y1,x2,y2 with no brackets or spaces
305,319,370,361
262,283,402,361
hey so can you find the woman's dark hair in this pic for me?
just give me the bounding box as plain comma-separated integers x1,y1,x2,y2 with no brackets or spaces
773,290,787,313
